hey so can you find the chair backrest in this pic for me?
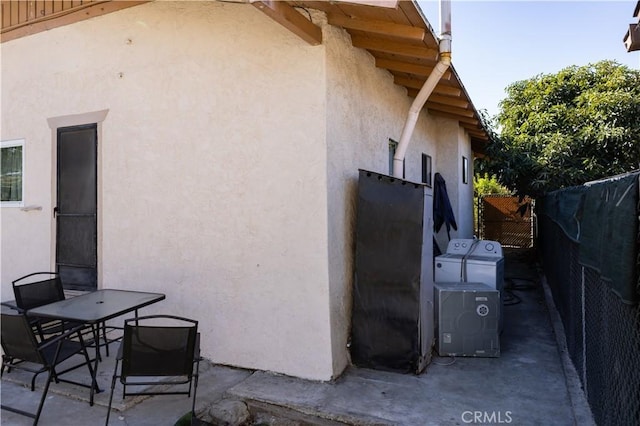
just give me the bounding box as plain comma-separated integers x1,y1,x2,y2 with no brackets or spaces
12,272,65,311
121,315,198,378
0,307,45,365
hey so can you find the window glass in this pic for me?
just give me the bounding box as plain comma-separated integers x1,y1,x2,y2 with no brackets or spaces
422,153,432,186
1,139,24,205
462,156,469,184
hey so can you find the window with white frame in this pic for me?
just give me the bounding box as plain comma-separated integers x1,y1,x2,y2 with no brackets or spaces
1,139,25,206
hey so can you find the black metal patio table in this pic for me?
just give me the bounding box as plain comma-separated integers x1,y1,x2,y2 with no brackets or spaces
26,289,166,405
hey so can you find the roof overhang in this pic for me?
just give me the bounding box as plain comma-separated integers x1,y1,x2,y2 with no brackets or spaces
624,23,640,52
623,1,640,52
0,1,149,43
0,0,491,153
268,0,491,153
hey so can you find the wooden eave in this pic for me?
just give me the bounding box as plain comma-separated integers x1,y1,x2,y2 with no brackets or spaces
0,0,490,153
287,0,490,153
0,1,149,43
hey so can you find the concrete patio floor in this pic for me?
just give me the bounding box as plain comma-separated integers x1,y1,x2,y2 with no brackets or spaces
1,249,594,425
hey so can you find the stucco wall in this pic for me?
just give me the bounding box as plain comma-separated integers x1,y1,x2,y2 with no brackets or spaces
1,1,335,380
456,127,475,238
1,0,476,381
433,117,475,251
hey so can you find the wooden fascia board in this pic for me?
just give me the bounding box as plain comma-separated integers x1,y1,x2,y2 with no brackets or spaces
1,1,149,43
397,0,438,48
351,34,437,59
253,1,322,46
328,14,426,42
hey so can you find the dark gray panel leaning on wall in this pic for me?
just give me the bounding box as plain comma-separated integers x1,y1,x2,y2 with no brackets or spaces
351,169,426,373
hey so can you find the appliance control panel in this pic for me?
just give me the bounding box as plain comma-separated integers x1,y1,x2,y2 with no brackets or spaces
445,239,503,257
445,239,476,254
477,240,502,257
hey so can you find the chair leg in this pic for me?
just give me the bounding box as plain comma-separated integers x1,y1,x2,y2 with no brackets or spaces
3,356,42,392
190,359,201,423
33,369,55,425
31,372,38,392
1,355,9,376
105,360,120,426
78,333,97,394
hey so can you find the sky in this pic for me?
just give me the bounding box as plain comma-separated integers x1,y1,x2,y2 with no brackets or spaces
417,1,640,117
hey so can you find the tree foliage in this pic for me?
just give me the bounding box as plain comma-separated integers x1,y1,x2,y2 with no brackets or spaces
479,60,640,198
473,173,510,197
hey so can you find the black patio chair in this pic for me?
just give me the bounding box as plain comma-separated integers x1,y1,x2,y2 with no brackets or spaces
105,315,201,426
13,272,118,357
0,306,96,425
12,272,67,340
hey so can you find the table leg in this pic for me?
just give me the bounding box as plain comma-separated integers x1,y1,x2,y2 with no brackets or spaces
89,323,103,405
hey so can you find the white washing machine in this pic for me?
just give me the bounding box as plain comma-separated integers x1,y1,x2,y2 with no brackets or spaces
435,240,504,331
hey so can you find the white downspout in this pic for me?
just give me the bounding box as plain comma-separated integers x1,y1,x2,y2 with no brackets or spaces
393,0,452,178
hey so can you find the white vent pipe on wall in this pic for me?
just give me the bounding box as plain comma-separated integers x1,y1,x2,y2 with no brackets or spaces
393,0,452,178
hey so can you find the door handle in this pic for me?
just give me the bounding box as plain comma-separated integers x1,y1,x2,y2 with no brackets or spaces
53,206,58,218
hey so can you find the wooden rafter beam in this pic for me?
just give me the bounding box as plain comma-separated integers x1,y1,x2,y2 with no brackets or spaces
404,92,468,109
328,14,426,41
375,57,452,80
425,102,475,118
427,94,469,109
332,0,399,7
461,123,487,133
400,78,462,97
463,129,489,140
253,1,322,45
427,109,480,125
460,121,486,131
404,88,468,109
351,35,437,59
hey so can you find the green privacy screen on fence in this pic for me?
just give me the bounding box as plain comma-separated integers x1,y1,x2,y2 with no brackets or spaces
541,171,639,304
539,170,640,425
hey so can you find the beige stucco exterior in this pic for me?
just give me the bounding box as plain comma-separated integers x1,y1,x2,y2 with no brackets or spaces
1,1,474,380
433,118,475,252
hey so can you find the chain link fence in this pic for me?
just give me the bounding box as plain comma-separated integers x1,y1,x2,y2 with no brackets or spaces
539,173,640,426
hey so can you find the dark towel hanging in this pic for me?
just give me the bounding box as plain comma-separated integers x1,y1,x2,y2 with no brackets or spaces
433,172,457,240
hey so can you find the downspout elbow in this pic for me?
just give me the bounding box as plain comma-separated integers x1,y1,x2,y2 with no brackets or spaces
392,47,451,178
